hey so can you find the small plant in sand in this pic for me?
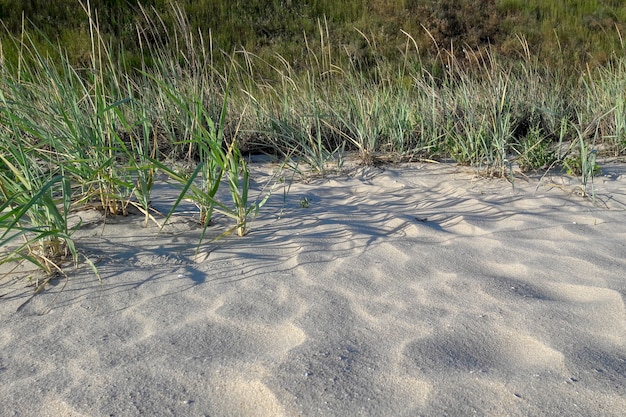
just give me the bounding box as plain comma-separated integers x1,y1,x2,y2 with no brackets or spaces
150,71,275,241
299,196,310,208
151,90,228,232
0,91,70,275
564,140,600,198
0,167,74,279
114,96,161,228
0,139,98,289
513,124,557,172
560,116,603,198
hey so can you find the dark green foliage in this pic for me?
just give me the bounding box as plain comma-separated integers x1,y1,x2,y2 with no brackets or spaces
513,126,557,172
1,0,626,72
419,0,502,49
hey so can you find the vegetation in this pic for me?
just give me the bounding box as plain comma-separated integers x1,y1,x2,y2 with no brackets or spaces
1,0,625,69
1,1,625,292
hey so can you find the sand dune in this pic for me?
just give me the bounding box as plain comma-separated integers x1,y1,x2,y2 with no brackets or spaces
2,160,626,416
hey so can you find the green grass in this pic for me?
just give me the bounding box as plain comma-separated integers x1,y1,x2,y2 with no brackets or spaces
1,2,625,295
1,0,625,72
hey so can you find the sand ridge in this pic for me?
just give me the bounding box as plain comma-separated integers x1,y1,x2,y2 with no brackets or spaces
1,160,626,416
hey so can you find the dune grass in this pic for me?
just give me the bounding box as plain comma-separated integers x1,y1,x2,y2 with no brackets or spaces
1,3,625,293
2,0,625,72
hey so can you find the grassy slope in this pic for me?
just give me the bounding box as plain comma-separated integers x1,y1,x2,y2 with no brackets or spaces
1,0,625,70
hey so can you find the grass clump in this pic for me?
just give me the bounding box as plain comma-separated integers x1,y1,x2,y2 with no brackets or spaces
0,3,279,294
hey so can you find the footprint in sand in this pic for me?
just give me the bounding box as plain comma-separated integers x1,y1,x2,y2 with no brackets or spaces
402,319,567,378
205,367,287,417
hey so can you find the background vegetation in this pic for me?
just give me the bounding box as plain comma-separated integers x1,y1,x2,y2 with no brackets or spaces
1,0,625,70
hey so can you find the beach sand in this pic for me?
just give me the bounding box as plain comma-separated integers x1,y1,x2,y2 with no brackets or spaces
2,160,626,416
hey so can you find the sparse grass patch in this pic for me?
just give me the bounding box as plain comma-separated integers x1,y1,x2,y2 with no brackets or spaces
513,124,557,172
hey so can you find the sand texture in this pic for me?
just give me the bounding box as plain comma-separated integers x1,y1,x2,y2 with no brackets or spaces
2,161,626,416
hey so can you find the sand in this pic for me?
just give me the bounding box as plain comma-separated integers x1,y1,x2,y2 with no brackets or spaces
1,159,626,416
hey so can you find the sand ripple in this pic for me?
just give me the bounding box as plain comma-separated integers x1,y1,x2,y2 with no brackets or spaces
2,161,626,416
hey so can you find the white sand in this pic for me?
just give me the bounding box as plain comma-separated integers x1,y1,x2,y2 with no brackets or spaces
2,160,626,416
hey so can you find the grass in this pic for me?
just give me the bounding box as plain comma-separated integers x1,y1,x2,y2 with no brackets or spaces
1,2,626,296
2,0,625,72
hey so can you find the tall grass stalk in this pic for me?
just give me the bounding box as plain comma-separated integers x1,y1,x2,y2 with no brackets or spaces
581,59,626,155
562,115,604,198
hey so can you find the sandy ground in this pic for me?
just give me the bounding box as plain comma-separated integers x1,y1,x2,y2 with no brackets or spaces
1,160,626,417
